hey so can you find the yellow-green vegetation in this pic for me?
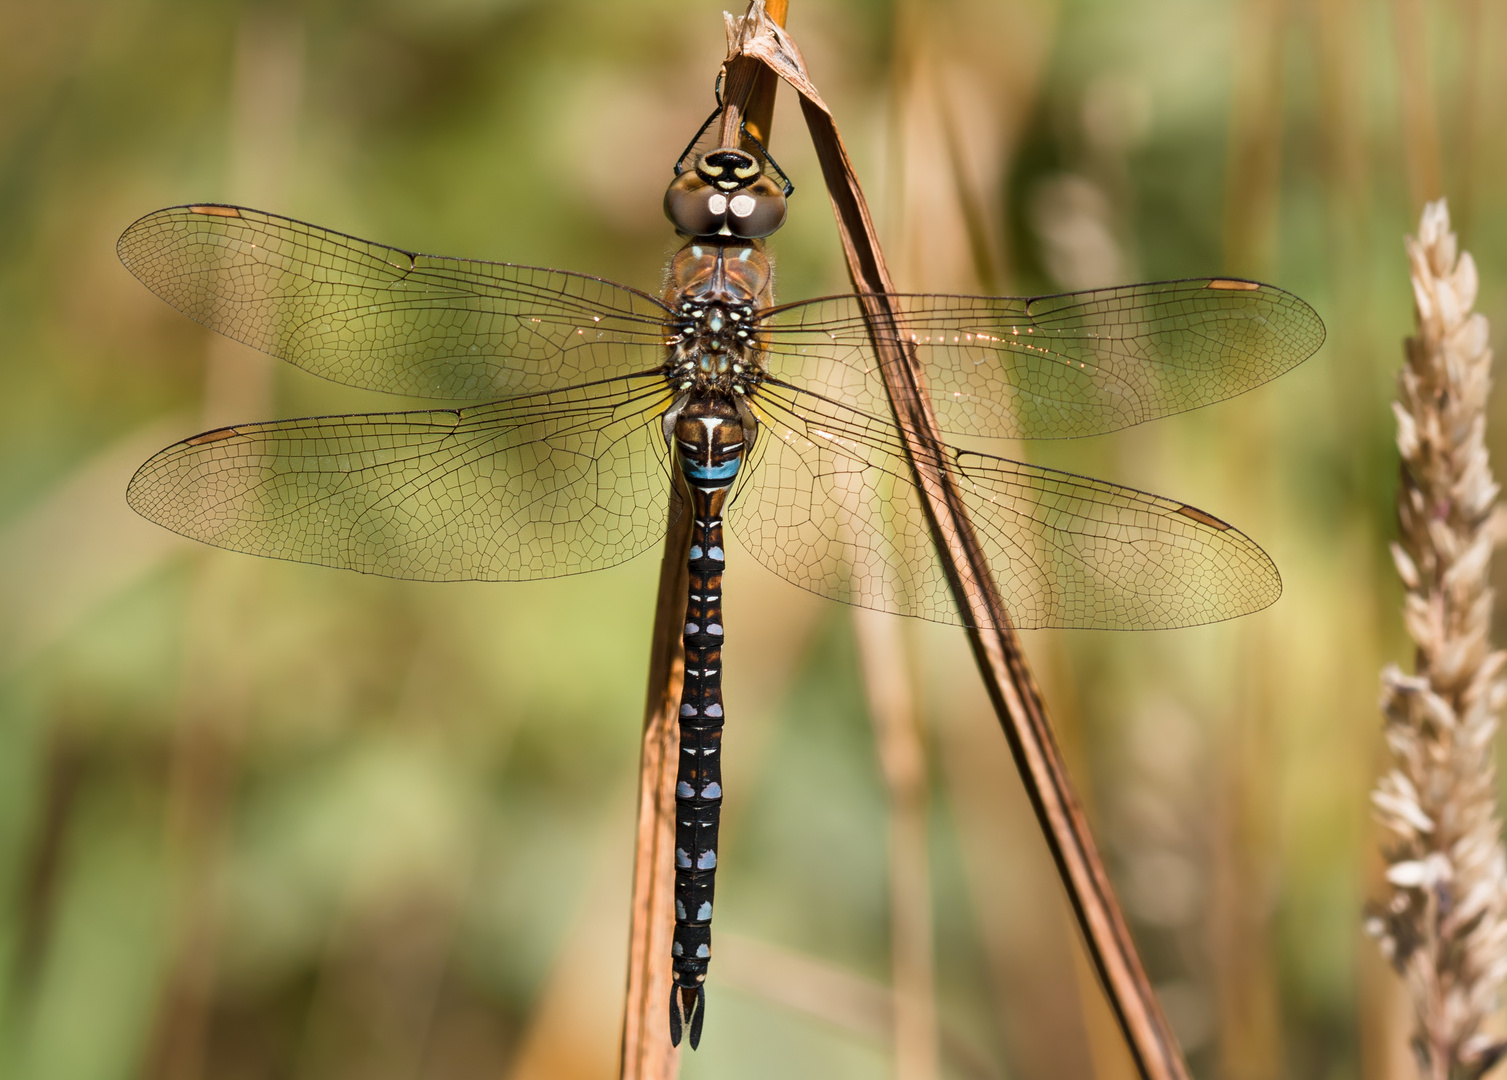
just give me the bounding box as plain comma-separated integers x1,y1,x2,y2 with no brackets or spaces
0,1,1501,1078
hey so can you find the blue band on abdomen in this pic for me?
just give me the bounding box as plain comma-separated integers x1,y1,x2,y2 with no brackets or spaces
684,459,742,482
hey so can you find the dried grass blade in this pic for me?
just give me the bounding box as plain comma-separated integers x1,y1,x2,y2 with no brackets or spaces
618,493,689,1080
727,5,1188,1079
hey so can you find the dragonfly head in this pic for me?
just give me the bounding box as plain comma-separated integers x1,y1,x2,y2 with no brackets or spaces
696,147,764,190
665,147,787,239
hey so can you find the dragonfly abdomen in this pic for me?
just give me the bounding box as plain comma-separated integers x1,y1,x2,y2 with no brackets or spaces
668,394,746,1049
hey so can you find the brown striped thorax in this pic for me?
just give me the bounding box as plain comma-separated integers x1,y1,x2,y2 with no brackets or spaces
662,240,772,399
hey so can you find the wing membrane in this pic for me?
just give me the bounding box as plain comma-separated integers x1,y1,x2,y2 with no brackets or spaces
126,377,675,580
118,205,672,400
735,382,1279,630
758,279,1324,440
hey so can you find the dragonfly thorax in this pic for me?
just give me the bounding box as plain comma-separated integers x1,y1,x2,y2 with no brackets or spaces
668,296,760,392
664,238,772,395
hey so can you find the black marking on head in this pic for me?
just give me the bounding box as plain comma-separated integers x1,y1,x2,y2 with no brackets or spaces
696,148,761,191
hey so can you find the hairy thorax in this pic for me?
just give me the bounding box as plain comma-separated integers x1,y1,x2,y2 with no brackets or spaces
663,239,773,396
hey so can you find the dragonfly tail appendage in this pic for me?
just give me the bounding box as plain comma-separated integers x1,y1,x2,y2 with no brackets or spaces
669,984,707,1049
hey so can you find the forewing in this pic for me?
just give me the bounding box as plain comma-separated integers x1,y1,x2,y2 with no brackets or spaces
118,205,671,399
733,384,1280,630
126,377,676,580
758,279,1324,440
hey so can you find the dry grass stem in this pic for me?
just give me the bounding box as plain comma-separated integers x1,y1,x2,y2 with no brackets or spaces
619,517,686,1080
728,5,1188,1077
1369,198,1507,1080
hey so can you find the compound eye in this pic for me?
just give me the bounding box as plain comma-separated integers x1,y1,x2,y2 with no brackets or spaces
664,171,726,236
724,175,787,239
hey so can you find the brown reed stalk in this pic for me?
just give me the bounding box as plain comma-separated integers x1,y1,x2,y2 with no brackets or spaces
619,495,689,1080
1368,199,1507,1080
729,6,1188,1078
617,5,786,1076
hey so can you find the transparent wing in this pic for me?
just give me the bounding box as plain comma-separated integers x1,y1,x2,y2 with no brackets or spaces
733,382,1280,630
126,377,676,580
757,279,1324,440
117,205,672,400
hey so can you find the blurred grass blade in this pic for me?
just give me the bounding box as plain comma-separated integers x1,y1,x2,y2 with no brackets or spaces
141,15,305,1080
1390,0,1445,211
716,932,1002,1080
855,609,939,1080
1222,0,1289,278
933,75,1002,295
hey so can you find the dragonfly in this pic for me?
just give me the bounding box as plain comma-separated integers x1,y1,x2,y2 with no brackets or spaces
119,128,1323,1049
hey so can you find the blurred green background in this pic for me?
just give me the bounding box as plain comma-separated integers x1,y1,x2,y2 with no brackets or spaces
0,0,1502,1077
